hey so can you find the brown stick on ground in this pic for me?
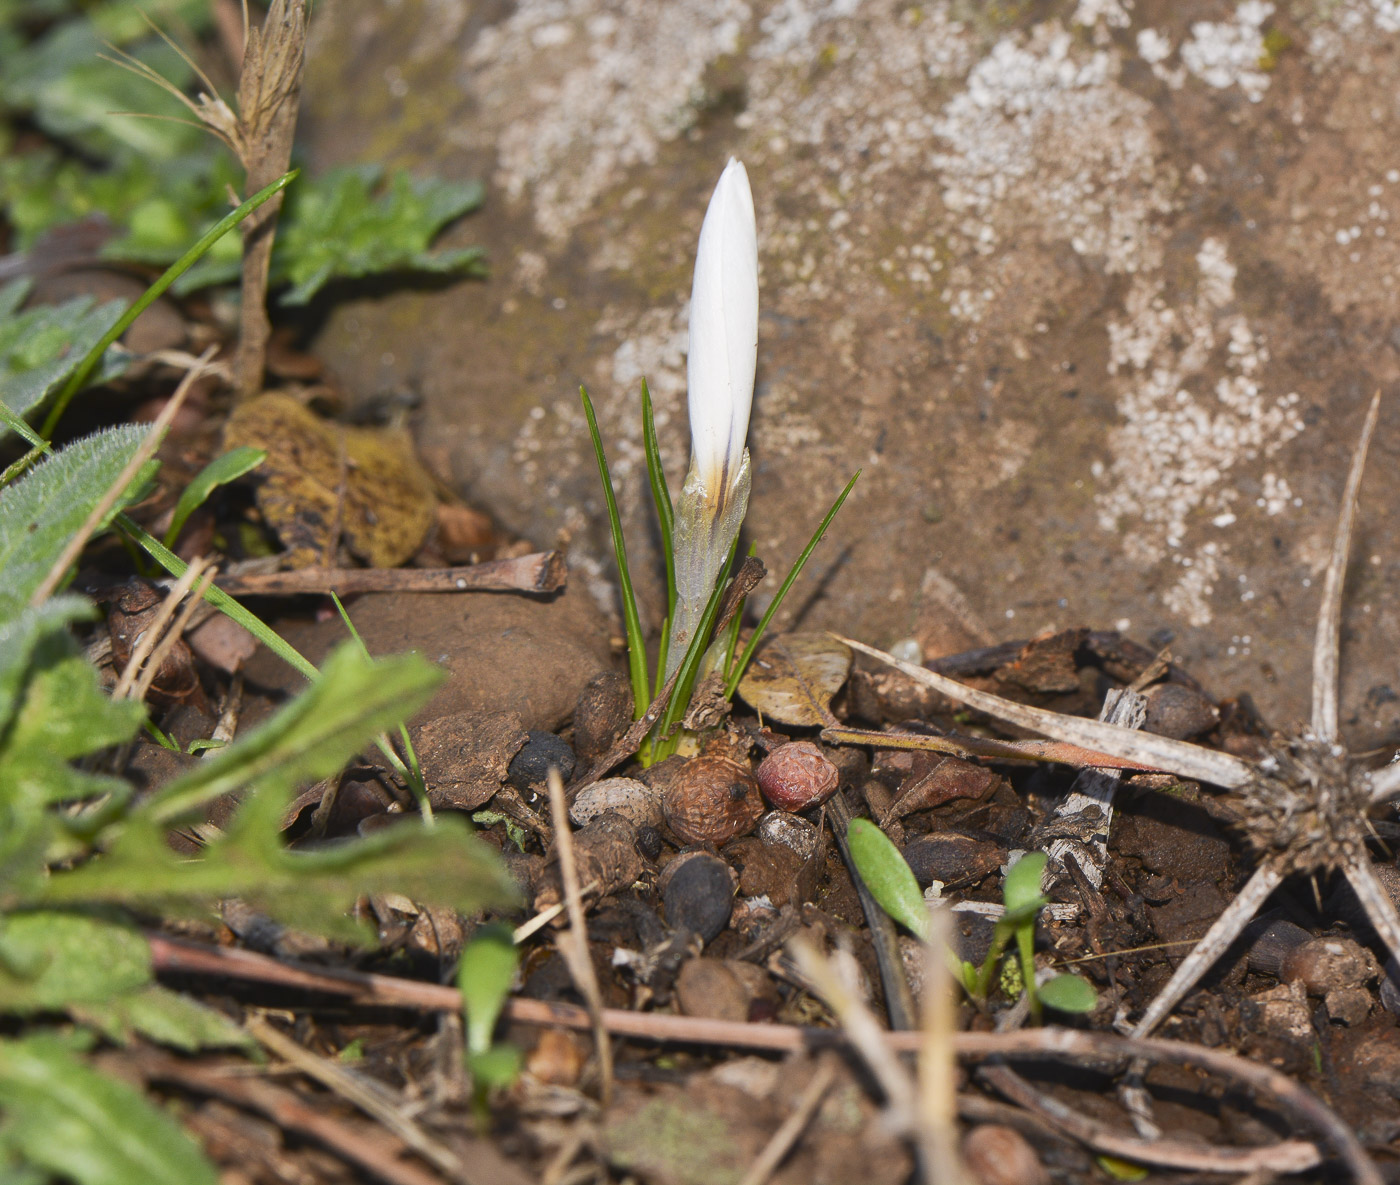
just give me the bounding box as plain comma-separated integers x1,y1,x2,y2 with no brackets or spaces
146,934,1352,1176
215,551,567,597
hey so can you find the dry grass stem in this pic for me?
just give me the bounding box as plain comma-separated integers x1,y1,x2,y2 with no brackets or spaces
29,347,216,608
244,1013,478,1184
545,768,613,1106
1312,391,1380,741
834,635,1254,789
1129,864,1286,1039
129,562,217,704
918,911,974,1185
735,1056,839,1185
112,555,212,698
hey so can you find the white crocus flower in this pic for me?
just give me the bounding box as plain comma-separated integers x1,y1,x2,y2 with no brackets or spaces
665,158,758,679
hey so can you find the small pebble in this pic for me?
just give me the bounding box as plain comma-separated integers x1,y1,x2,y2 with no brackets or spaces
1142,682,1219,739
962,1123,1049,1185
573,670,634,764
506,730,576,789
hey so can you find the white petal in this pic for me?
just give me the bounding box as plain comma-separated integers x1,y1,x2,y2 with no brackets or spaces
686,157,757,494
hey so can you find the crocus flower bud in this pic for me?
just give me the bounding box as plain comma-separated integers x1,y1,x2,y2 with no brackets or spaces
666,158,758,679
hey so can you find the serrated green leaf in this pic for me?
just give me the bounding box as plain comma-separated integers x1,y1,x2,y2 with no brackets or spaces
0,284,128,431
268,166,486,305
1037,973,1098,1014
459,923,516,1056
845,818,929,940
37,646,519,940
75,985,251,1052
0,1033,217,1185
0,596,92,733
0,628,145,812
163,445,265,547
1002,851,1048,916
0,425,154,615
0,910,149,1013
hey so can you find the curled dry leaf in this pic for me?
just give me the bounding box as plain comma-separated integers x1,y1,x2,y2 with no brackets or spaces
736,632,852,727
223,392,436,568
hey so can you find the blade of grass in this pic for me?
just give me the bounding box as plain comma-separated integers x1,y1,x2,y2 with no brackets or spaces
116,513,317,680
163,446,266,548
580,386,649,717
0,404,52,486
40,170,299,439
724,469,859,698
640,378,675,614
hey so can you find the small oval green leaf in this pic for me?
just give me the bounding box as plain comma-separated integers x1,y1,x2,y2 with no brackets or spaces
1038,973,1098,1014
459,923,518,1057
1002,851,1048,915
846,818,928,940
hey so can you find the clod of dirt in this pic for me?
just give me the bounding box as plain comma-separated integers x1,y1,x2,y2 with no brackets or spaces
411,710,526,810
1325,987,1373,1026
962,1123,1050,1185
901,831,1005,888
245,583,611,732
1111,788,1230,883
661,754,764,847
1241,981,1313,1044
660,850,735,944
735,632,851,727
185,612,257,674
1277,936,1379,996
223,392,437,568
674,957,776,1022
1141,681,1220,739
573,669,634,765
506,730,576,790
725,811,824,907
533,812,647,914
994,627,1087,696
569,778,662,830
1148,881,1229,950
755,741,839,812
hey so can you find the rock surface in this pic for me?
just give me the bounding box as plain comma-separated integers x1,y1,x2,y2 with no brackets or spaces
243,587,612,732
302,0,1400,738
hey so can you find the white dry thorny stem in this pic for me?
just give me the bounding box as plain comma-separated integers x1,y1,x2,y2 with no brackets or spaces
841,392,1400,1041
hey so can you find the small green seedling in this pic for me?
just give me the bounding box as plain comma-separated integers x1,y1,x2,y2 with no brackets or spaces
162,446,266,548
845,821,1097,1020
459,923,522,1117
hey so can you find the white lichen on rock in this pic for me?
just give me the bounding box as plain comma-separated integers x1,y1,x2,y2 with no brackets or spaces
465,0,750,240
1096,238,1305,625
1179,1,1275,102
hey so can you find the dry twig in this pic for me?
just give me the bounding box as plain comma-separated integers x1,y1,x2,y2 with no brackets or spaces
545,768,613,1105
215,551,567,596
736,1056,839,1185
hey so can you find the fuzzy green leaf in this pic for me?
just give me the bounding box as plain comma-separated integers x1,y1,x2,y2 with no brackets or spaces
163,445,265,547
0,282,128,432
1037,973,1098,1014
75,985,251,1052
265,166,486,305
459,923,517,1057
0,1033,218,1185
0,911,149,1014
0,424,153,616
845,818,929,940
39,646,519,941
0,596,92,732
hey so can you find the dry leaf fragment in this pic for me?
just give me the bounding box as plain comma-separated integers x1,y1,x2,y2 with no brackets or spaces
223,392,435,567
736,633,852,727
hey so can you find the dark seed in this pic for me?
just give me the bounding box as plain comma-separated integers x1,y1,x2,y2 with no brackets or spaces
1142,682,1219,739
660,850,735,944
507,730,576,790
